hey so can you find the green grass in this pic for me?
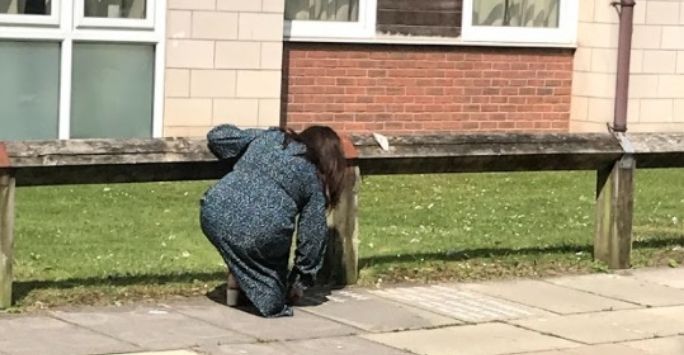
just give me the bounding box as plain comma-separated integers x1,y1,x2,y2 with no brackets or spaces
8,169,684,311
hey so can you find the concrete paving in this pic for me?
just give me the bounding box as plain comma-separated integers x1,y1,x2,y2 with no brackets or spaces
0,315,140,355
629,267,684,289
511,306,684,344
52,305,253,349
460,279,637,314
174,298,358,342
362,323,579,355
529,337,684,355
547,273,684,307
299,289,461,332
370,285,552,322
1,267,683,355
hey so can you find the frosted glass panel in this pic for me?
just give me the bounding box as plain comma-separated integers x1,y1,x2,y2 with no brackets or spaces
286,0,358,21
84,0,146,19
0,0,51,15
0,41,59,141
473,0,559,28
71,43,154,139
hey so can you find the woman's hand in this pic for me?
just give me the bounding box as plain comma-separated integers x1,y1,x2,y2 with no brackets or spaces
288,286,304,305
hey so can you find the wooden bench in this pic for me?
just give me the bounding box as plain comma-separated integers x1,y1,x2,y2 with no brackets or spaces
2,132,683,308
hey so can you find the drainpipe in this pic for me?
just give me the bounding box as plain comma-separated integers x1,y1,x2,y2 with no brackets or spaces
612,0,636,133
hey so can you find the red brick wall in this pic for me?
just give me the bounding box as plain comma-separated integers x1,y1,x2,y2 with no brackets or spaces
282,43,574,134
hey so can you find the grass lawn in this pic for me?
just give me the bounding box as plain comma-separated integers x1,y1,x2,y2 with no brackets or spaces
8,169,684,311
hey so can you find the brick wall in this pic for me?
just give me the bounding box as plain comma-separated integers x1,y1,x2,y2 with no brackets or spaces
283,43,573,134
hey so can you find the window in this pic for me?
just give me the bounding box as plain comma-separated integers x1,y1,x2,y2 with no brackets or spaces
284,0,577,45
0,41,60,140
0,0,165,141
462,0,577,44
76,0,155,29
284,0,376,39
0,0,60,25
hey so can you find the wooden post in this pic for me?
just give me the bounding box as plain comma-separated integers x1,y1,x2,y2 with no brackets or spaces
595,155,635,269
0,171,16,308
320,166,360,286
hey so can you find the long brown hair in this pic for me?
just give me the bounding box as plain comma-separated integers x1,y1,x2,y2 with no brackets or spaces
282,126,347,208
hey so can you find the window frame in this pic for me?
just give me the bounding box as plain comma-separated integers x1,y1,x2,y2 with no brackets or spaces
284,0,377,40
461,0,578,45
74,0,155,30
0,0,61,26
283,0,577,46
0,0,166,139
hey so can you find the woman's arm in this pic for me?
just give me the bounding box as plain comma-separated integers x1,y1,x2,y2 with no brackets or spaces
206,124,264,160
288,185,328,294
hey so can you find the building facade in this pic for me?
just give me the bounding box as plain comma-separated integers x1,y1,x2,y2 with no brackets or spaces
1,0,682,140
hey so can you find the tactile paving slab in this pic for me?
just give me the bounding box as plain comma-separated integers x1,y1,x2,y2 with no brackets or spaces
371,285,548,322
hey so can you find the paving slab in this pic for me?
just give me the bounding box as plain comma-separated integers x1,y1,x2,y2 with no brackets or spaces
299,288,461,332
526,343,650,355
548,273,684,307
200,336,412,355
629,267,684,289
173,298,357,341
530,337,684,355
112,352,201,355
510,306,684,344
461,280,637,314
51,305,251,350
371,285,551,323
362,323,579,355
624,336,684,355
0,315,140,355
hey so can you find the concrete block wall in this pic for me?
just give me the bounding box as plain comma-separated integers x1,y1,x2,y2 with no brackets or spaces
571,0,684,132
163,0,285,137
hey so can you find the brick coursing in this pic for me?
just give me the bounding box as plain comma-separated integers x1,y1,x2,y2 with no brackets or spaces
282,43,574,134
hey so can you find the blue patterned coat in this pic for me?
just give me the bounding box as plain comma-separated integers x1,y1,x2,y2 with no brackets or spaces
199,124,328,317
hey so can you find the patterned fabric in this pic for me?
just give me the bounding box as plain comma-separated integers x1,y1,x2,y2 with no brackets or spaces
199,124,328,317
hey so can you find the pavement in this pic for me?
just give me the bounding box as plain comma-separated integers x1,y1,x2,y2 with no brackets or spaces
1,267,684,355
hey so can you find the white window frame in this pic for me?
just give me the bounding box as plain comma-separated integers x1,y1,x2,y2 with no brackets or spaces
462,0,578,45
0,0,166,139
0,0,61,26
74,0,155,30
284,0,376,39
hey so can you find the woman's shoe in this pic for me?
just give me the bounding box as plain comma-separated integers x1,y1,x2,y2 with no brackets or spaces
226,272,240,307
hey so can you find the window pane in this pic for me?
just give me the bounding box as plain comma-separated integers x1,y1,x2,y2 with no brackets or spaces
0,41,59,141
473,0,559,28
71,43,154,139
0,0,51,15
285,0,358,21
84,0,145,19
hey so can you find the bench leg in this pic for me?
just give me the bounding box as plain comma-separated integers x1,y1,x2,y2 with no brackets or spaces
595,156,635,269
320,166,360,286
0,171,15,309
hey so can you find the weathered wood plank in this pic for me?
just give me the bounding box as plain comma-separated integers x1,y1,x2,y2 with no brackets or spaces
5,138,214,166
627,132,684,152
0,171,15,308
14,161,235,187
352,133,624,173
627,132,684,168
350,133,620,149
356,153,623,175
319,166,360,286
594,156,635,269
5,138,210,157
2,134,626,185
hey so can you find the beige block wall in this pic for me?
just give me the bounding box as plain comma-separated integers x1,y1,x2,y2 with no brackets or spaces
164,0,285,137
570,0,684,133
